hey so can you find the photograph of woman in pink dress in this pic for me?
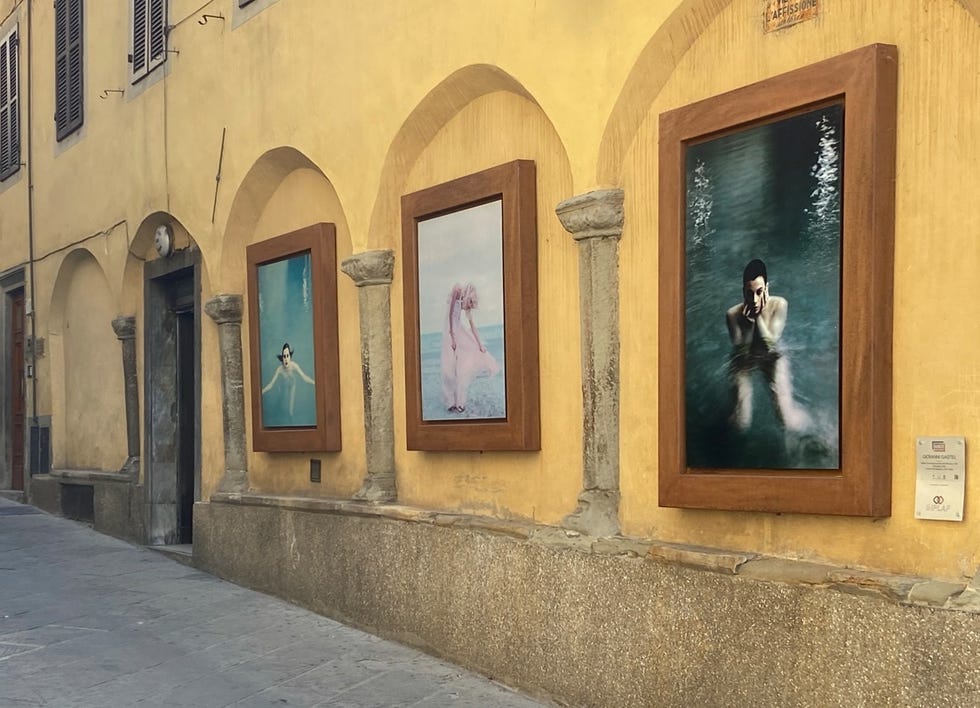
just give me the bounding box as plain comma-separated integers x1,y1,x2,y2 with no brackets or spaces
442,283,500,413
416,200,507,421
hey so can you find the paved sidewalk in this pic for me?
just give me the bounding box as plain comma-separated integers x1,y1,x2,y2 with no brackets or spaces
0,497,544,707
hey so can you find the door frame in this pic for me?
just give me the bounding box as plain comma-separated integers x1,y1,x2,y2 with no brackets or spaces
143,249,201,545
0,267,25,492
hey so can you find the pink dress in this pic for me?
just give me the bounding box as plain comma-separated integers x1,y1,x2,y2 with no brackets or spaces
441,294,499,410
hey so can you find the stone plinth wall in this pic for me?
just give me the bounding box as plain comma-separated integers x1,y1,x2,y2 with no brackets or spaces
29,473,144,543
194,497,980,707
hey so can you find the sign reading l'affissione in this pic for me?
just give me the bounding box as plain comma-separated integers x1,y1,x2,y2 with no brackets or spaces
763,0,819,33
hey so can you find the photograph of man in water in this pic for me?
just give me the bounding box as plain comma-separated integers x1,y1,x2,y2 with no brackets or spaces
684,104,843,470
726,259,809,433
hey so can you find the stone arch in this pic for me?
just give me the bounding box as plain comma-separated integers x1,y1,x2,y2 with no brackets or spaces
48,248,126,470
120,211,207,319
596,0,731,185
960,0,980,23
369,63,579,522
597,0,980,186
365,63,544,251
218,147,352,295
212,147,362,499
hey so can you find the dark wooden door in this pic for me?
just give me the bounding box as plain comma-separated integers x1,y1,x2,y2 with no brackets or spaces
10,289,24,490
176,309,195,543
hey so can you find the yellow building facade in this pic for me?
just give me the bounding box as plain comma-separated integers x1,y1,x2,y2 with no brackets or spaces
3,0,980,703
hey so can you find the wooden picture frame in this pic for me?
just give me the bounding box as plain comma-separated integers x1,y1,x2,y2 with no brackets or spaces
246,223,341,452
402,160,539,451
658,44,897,516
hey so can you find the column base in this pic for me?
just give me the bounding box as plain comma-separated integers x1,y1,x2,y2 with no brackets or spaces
119,456,140,480
352,474,397,503
563,489,621,537
219,469,248,494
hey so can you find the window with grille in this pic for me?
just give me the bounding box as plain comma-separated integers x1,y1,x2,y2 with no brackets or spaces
55,0,83,141
131,0,167,82
0,25,19,181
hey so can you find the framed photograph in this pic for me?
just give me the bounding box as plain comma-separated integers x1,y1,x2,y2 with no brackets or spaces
658,44,897,515
402,160,539,451
246,223,341,452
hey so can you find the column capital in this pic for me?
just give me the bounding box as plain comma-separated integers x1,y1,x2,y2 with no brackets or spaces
341,250,395,287
204,294,243,325
555,189,625,241
111,315,136,341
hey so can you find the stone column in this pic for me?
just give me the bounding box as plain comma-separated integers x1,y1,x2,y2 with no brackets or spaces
340,250,397,502
203,294,248,493
555,189,625,537
111,315,140,479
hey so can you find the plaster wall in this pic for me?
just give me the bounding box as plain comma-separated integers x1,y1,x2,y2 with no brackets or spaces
0,2,30,269
618,0,980,581
57,255,126,470
0,0,976,583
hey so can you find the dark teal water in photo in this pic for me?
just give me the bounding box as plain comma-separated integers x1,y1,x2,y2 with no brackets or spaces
685,104,842,469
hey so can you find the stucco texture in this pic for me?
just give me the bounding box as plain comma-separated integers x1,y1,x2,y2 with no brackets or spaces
618,0,980,581
0,0,978,585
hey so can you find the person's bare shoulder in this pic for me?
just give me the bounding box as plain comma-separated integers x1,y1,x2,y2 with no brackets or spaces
769,295,788,313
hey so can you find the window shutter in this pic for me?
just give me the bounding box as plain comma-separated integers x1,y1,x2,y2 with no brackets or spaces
0,27,19,179
132,0,147,76
55,0,83,141
148,0,166,68
132,0,166,81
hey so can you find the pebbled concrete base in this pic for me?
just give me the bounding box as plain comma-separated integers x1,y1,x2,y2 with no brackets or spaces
28,475,62,515
28,474,144,543
93,481,144,542
195,498,980,707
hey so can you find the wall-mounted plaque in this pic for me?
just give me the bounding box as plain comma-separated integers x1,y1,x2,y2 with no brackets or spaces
915,437,966,522
764,0,818,33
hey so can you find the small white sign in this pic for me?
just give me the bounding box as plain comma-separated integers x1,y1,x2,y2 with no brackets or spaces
915,437,965,521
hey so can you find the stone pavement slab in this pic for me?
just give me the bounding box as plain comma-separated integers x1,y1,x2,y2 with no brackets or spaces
0,497,545,707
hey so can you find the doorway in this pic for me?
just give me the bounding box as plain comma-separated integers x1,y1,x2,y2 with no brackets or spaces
145,252,200,545
8,288,24,491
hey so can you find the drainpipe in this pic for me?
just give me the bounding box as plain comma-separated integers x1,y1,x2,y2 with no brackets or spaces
26,0,39,445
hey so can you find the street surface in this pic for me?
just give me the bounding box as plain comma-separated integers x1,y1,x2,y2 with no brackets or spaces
0,497,543,707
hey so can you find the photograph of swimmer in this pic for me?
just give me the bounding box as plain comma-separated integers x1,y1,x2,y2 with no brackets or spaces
684,104,842,470
256,252,318,428
415,200,507,423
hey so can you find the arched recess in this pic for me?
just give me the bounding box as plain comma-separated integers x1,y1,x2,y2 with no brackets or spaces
119,211,207,319
218,147,361,500
597,0,980,186
596,0,731,186
960,0,980,22
365,64,542,251
613,0,980,577
122,212,209,545
218,147,353,296
377,64,578,524
48,249,126,471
